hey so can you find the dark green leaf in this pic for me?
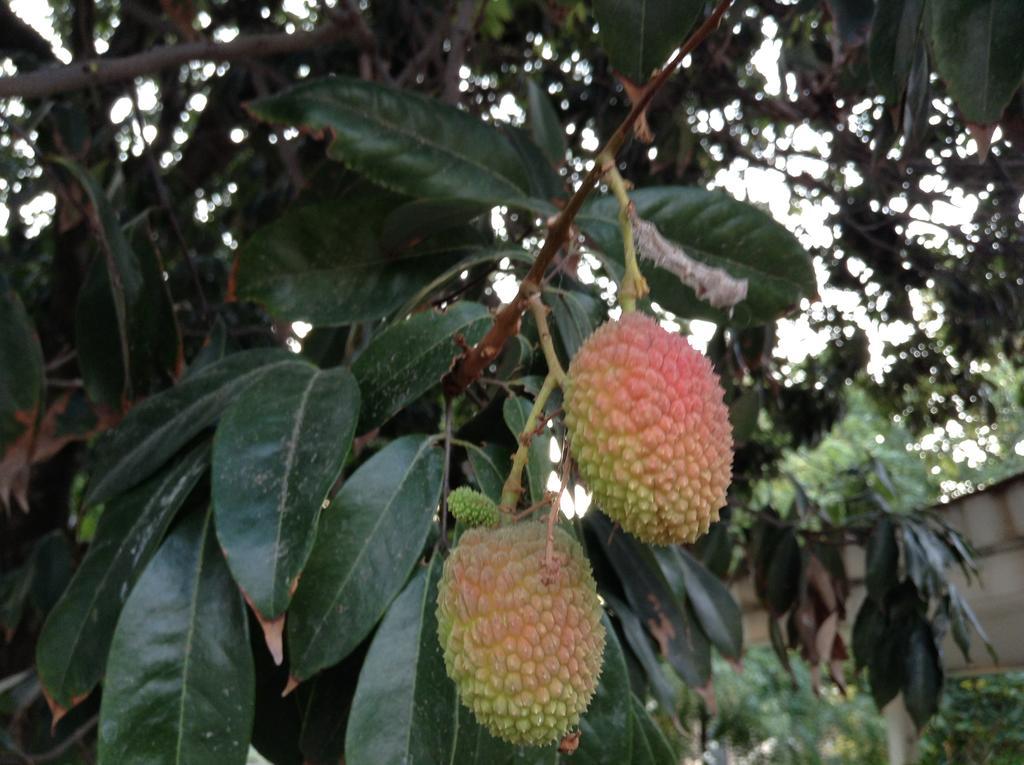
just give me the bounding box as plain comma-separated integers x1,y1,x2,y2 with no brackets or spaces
728,388,760,444
868,616,908,709
573,614,633,764
580,188,815,326
28,531,72,614
97,511,254,765
37,444,209,709
249,77,535,205
768,616,792,675
928,0,1024,125
588,513,711,687
865,517,899,604
902,37,930,150
525,79,567,165
549,290,604,365
827,0,874,47
0,565,32,639
345,558,453,765
503,126,564,204
85,349,298,505
765,528,800,615
691,519,732,579
185,316,229,379
353,302,491,431
630,696,676,765
949,586,998,664
902,619,942,729
851,597,885,672
213,365,360,619
502,395,551,505
0,280,43,451
59,159,180,406
868,0,924,103
593,0,704,84
298,652,365,765
605,595,677,715
235,184,483,325
464,442,512,503
671,548,743,659
286,435,443,681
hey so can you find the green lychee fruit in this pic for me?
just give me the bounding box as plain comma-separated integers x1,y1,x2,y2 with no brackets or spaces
564,312,733,545
448,487,500,528
436,522,605,746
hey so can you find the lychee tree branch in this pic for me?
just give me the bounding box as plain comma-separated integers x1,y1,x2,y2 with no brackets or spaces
442,0,734,397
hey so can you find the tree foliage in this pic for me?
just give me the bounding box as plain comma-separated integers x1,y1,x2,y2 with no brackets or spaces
2,0,1022,761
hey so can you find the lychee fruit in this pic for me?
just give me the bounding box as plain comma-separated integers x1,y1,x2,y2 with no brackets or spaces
448,486,500,528
563,312,733,545
436,522,605,746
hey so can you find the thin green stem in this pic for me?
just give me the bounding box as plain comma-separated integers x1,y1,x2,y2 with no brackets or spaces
601,152,648,312
528,294,568,385
500,372,560,513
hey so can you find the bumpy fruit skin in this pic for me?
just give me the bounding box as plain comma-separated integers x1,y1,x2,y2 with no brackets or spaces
564,313,733,545
448,486,500,528
436,522,605,746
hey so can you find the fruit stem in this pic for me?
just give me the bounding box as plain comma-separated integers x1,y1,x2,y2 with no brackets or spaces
601,152,648,313
499,372,560,514
527,293,568,386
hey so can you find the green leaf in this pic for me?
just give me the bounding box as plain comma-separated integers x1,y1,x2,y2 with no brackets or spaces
58,159,180,407
865,517,899,604
0,564,33,639
234,185,484,326
503,127,565,204
765,528,801,615
298,656,363,765
549,290,604,366
85,349,298,505
345,558,453,765
670,549,743,660
868,0,925,103
525,79,567,165
502,395,551,505
605,595,677,713
593,0,704,84
851,597,885,672
352,302,491,432
28,530,73,615
0,280,43,452
902,619,943,729
630,695,676,765
588,513,711,687
949,585,997,664
580,188,815,326
868,616,908,709
573,615,633,764
213,365,360,619
826,0,874,47
248,77,535,205
928,0,1024,125
97,510,254,765
464,442,512,503
286,435,443,681
37,444,209,710
728,388,760,444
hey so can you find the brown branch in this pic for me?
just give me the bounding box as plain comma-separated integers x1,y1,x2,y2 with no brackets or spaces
0,18,351,100
442,0,735,397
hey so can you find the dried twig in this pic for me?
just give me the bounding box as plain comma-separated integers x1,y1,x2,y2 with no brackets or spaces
629,208,748,309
